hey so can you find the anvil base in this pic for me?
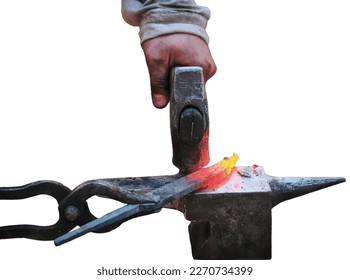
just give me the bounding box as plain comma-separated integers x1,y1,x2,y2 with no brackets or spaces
185,192,271,259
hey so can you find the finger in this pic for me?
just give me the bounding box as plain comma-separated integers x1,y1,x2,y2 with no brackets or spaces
205,61,217,81
149,65,170,109
142,43,171,108
198,51,217,82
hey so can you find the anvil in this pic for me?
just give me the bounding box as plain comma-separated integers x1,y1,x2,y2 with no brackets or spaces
177,165,345,259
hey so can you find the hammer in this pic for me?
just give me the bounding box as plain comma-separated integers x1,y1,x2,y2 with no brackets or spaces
169,66,209,173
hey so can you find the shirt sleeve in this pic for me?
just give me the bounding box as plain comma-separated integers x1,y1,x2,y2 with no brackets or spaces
121,0,211,44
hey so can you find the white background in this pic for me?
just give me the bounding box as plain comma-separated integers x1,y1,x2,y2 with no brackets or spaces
0,1,349,279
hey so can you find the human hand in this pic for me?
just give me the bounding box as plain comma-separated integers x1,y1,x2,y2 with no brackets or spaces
142,33,217,108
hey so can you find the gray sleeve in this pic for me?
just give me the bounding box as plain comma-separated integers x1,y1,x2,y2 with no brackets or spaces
121,0,211,44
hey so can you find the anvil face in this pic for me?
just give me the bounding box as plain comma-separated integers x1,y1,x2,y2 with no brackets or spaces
199,165,271,194
184,166,273,260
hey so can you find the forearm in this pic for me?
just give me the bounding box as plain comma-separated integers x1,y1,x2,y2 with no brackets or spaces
121,0,210,43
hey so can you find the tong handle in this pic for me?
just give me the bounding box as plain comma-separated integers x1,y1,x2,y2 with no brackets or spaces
0,181,75,240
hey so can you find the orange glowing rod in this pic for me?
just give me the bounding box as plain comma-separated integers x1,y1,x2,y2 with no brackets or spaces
187,153,240,191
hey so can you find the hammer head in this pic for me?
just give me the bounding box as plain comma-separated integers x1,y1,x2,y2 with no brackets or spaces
170,66,209,173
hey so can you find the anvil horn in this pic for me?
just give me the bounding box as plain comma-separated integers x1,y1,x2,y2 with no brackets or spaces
268,176,346,207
